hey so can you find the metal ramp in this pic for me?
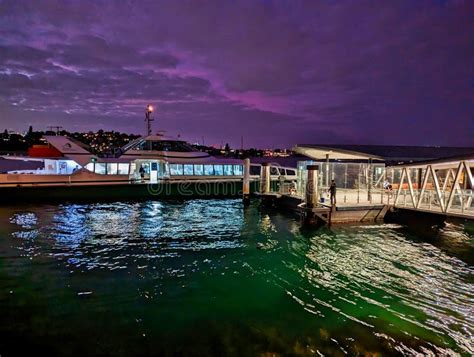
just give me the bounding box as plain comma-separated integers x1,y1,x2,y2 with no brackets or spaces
391,158,473,219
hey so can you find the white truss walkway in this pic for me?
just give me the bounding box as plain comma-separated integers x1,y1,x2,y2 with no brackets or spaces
392,158,474,218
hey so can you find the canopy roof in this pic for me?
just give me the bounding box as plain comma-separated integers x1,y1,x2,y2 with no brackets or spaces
388,154,474,169
294,145,384,161
295,144,474,164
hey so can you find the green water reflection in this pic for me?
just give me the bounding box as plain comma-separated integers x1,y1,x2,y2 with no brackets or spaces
0,200,472,356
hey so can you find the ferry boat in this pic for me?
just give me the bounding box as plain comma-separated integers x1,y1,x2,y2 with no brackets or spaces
0,131,296,202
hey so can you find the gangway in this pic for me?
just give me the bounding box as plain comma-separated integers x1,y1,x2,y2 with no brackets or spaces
390,156,474,219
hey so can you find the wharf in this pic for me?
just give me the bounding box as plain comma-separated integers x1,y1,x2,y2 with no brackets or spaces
259,191,390,225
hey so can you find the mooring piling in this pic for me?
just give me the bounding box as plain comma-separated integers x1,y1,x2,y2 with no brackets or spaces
243,158,251,205
260,163,271,194
305,165,319,208
302,164,331,225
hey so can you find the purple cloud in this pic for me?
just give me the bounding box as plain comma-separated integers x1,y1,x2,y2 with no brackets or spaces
0,0,473,148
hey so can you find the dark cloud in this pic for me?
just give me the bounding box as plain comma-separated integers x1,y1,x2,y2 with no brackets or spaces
0,0,473,147
0,45,50,64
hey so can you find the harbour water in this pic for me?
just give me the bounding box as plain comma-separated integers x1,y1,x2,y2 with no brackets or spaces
0,199,473,356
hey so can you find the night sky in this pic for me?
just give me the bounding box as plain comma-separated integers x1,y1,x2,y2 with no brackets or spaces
0,1,473,148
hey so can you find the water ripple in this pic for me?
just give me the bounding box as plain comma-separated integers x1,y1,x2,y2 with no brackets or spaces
1,200,472,355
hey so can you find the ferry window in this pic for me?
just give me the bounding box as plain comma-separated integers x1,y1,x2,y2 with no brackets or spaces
286,169,296,176
270,167,279,175
278,168,285,175
194,164,204,175
170,164,184,175
107,163,118,175
204,165,214,175
130,163,136,175
85,163,94,172
95,163,106,175
57,161,68,174
183,164,194,175
214,165,224,176
118,163,129,175
223,165,233,176
137,141,149,150
233,165,243,175
250,165,260,175
150,140,196,152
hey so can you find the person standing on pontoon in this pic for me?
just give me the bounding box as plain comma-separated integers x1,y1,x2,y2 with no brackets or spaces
328,180,336,206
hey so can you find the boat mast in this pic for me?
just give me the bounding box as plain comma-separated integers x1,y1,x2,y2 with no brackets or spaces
145,104,154,136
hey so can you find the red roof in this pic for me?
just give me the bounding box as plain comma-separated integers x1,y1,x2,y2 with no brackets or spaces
27,145,62,158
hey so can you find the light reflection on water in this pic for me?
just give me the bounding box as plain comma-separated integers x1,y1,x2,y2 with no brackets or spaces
285,226,473,354
38,201,245,271
1,199,473,355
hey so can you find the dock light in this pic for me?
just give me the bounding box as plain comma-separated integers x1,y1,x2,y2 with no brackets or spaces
147,105,153,112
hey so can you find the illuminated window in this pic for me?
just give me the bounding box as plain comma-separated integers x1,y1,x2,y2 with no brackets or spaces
170,164,184,175
214,165,224,176
204,165,214,175
85,163,94,172
194,164,204,175
118,163,129,175
223,165,233,175
95,163,106,175
106,163,118,175
183,164,194,175
233,165,243,175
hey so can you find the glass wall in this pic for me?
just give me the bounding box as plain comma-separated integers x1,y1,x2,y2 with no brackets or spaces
85,162,130,175
297,160,386,196
85,161,245,177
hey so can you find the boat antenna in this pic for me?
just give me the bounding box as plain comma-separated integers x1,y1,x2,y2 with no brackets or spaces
145,104,154,136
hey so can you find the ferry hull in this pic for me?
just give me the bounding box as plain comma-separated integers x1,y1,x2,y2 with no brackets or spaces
0,180,273,203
